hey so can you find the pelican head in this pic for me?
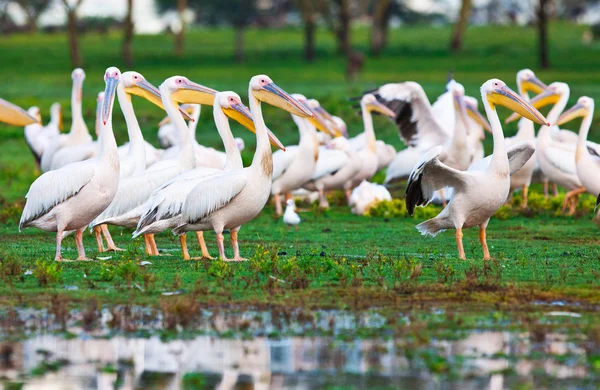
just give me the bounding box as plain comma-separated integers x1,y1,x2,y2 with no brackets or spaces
250,75,313,118
286,199,295,208
0,98,37,126
505,81,568,124
306,99,341,137
483,79,548,126
121,72,193,121
464,96,492,133
161,76,218,107
216,91,285,151
50,103,63,131
72,68,85,103
360,94,396,119
27,107,42,124
102,67,121,125
556,96,594,126
332,116,348,137
517,69,546,95
291,94,329,133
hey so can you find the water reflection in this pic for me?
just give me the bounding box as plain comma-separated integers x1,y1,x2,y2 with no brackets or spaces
0,330,594,389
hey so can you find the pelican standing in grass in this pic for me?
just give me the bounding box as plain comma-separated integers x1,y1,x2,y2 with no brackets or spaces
90,76,217,256
406,79,548,260
19,67,124,261
555,97,599,216
41,68,92,172
133,91,282,259
283,199,301,230
173,75,313,261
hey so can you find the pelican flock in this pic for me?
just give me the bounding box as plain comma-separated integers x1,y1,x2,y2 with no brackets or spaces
4,64,597,262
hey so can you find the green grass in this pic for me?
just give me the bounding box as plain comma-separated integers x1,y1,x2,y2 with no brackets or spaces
1,23,600,319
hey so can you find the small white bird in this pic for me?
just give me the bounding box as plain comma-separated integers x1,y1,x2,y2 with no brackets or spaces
283,199,301,230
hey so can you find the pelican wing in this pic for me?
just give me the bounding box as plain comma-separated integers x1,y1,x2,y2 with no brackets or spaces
181,170,247,224
272,146,299,180
369,83,448,148
311,148,348,180
542,141,577,175
20,161,96,229
406,146,467,215
468,141,536,176
50,141,96,170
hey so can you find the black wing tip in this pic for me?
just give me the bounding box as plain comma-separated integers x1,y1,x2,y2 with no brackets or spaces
595,193,600,211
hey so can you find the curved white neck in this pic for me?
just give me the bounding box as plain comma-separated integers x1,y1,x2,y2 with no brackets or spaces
71,79,88,136
548,91,570,125
577,108,594,150
452,108,468,147
361,105,376,152
248,89,272,175
161,87,195,169
516,79,534,138
188,104,201,140
481,93,508,174
98,94,119,163
213,102,243,171
117,86,146,167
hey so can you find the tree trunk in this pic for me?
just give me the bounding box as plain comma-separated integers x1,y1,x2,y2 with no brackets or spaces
370,0,391,57
299,0,316,62
175,0,186,56
234,25,244,63
537,0,550,69
122,0,134,67
450,0,472,53
67,9,82,67
335,0,351,56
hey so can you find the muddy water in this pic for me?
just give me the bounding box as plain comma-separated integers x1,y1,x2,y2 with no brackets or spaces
0,308,597,389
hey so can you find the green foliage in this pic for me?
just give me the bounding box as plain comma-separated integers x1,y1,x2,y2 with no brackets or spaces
116,261,140,286
33,260,62,287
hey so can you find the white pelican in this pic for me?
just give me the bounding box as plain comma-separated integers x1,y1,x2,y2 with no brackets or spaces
133,91,280,259
270,94,329,215
157,104,197,148
349,180,391,215
283,199,301,230
41,68,92,172
23,107,43,166
302,117,362,208
173,75,313,261
406,79,548,260
555,97,597,214
89,76,217,255
19,67,124,261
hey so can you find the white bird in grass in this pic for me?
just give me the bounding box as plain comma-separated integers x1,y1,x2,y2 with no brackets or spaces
283,199,301,230
173,75,313,261
19,67,124,261
349,180,391,215
406,79,548,260
41,68,92,172
133,91,279,260
89,76,217,256
555,97,599,216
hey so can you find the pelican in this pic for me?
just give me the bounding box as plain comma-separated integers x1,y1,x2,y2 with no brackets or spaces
271,94,329,215
41,68,92,172
283,199,301,230
302,116,362,208
89,76,217,255
157,104,197,148
19,67,124,261
349,180,391,215
133,91,280,259
555,97,597,215
173,75,313,261
406,79,548,260
23,107,43,166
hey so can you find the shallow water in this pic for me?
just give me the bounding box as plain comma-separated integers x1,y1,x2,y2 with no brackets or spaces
0,307,597,389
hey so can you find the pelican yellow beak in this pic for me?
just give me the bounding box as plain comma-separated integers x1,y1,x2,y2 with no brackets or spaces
466,101,492,133
171,80,218,107
522,76,547,95
367,100,396,118
305,106,330,134
125,79,194,121
253,82,313,118
505,88,560,124
556,103,587,126
0,99,37,126
313,106,343,137
223,102,285,150
488,85,549,126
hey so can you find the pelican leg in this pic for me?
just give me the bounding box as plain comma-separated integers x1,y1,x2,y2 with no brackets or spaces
216,232,229,261
195,232,214,259
94,226,105,253
440,189,447,208
455,228,465,260
180,234,190,260
143,234,152,255
521,185,529,208
552,183,559,197
479,224,491,260
318,188,330,209
55,230,64,261
274,194,283,216
75,228,90,261
148,234,159,256
562,187,585,214
101,224,124,252
345,187,352,205
230,227,247,262
543,180,549,199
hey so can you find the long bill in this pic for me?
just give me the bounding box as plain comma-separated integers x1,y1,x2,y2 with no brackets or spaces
488,85,549,126
522,76,547,95
125,79,194,121
556,103,586,126
222,102,285,150
170,80,218,107
253,82,314,118
102,75,120,125
0,98,38,126
505,88,559,124
465,100,492,133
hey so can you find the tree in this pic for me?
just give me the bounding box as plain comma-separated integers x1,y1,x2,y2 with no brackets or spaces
297,0,317,62
155,0,188,56
449,0,472,53
61,0,85,68
13,0,51,33
122,0,134,66
370,0,391,57
537,0,550,69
